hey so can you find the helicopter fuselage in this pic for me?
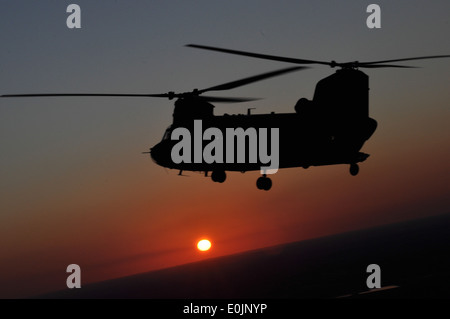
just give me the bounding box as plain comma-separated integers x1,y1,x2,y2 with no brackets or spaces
148,69,378,190
150,111,377,173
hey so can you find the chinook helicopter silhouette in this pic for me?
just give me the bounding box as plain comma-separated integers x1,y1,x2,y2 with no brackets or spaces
2,47,449,190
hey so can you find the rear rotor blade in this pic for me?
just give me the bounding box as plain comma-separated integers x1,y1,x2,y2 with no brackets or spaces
361,55,450,65
358,64,417,69
187,44,331,66
188,44,450,69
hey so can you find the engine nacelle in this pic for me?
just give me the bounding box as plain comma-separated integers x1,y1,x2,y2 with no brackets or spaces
294,98,312,114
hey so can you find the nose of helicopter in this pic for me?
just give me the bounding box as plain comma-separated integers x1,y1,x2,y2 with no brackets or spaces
149,143,164,165
149,145,158,163
149,141,175,168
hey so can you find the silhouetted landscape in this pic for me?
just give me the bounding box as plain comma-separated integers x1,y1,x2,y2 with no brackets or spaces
39,212,450,299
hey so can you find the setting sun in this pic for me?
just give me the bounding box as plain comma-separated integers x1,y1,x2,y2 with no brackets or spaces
197,239,212,251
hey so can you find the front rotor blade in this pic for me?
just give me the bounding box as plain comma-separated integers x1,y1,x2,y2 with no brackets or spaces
1,93,170,98
201,96,260,103
187,44,331,66
200,66,306,93
361,55,450,65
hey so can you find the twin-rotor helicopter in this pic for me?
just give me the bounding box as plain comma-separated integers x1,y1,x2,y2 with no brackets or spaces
2,45,449,190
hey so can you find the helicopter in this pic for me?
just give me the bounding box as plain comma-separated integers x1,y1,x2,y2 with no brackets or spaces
2,47,449,191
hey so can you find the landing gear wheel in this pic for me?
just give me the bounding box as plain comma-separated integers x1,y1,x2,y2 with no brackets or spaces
349,164,359,176
211,170,226,183
256,175,272,191
263,177,272,191
256,177,264,190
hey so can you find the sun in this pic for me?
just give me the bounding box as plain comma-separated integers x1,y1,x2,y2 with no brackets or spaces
197,239,212,252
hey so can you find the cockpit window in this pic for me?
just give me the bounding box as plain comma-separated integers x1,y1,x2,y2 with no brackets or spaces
162,127,172,141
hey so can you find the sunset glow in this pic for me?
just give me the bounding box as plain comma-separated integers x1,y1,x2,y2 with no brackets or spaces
197,239,212,252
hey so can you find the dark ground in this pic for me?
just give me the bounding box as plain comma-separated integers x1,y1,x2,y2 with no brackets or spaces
39,212,450,299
